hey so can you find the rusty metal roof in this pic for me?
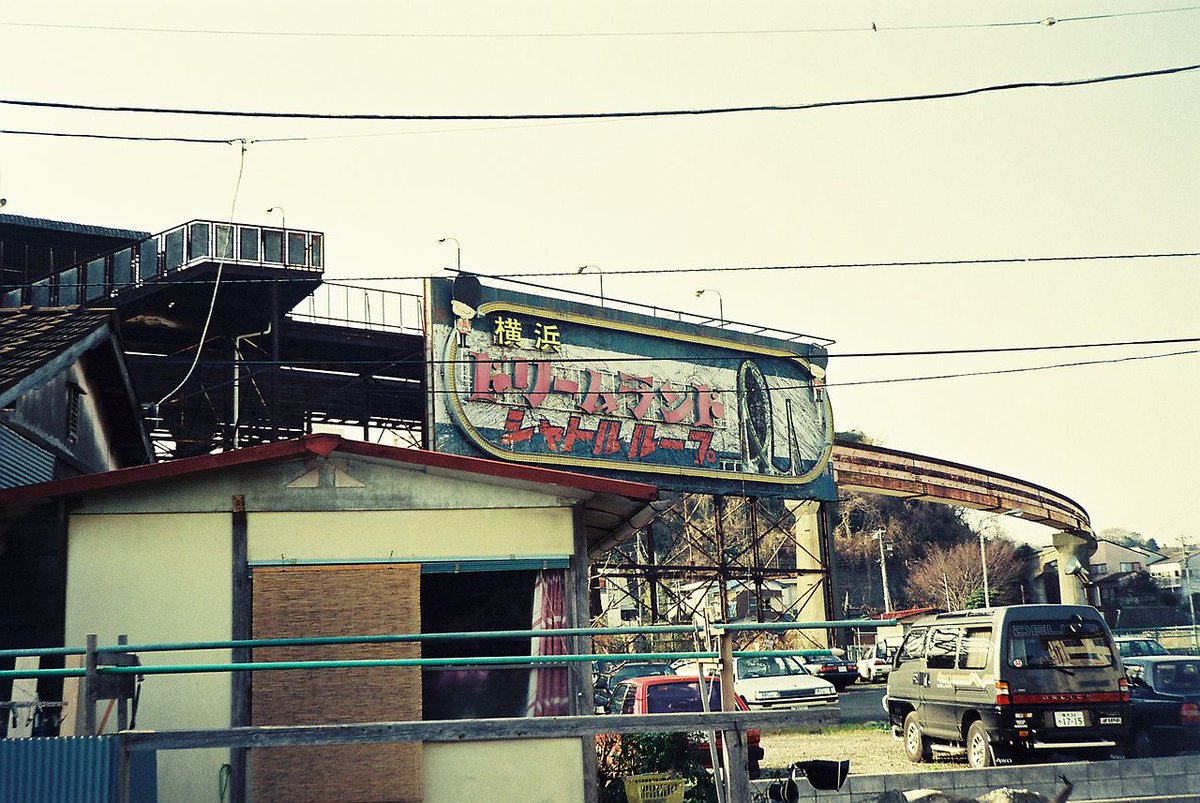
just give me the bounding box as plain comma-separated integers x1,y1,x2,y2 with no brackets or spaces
0,307,116,405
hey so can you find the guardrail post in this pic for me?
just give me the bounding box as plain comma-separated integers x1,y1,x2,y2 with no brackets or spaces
84,634,98,736
116,634,129,732
117,731,131,803
718,630,751,802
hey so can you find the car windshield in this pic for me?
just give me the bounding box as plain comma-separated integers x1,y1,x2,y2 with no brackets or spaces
1153,661,1200,691
1007,619,1115,669
1118,639,1169,657
736,656,809,679
645,679,723,714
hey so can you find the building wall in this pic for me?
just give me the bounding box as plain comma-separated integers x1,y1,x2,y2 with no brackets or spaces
62,457,588,803
248,508,573,563
424,740,583,803
9,362,122,481
64,512,232,801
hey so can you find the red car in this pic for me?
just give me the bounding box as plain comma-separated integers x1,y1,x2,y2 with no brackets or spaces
599,674,764,778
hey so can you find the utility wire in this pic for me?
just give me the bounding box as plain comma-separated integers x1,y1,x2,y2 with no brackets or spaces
2,63,1197,121
2,6,1197,38
0,128,236,145
31,249,1198,289
154,140,248,407
123,336,1200,368
826,347,1200,388
159,346,1200,406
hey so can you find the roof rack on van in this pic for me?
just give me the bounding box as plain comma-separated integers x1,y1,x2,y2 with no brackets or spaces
931,609,996,620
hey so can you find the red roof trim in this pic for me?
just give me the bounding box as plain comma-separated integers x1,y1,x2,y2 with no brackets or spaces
0,434,658,508
874,607,940,621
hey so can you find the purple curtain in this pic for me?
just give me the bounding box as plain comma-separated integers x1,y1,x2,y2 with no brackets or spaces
526,570,570,716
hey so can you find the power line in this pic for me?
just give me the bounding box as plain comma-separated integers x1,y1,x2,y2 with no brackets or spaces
825,347,1200,388
484,252,1200,280
2,63,1197,122
121,336,1200,368
2,6,1196,39
32,248,1196,290
0,128,236,145
160,346,1200,407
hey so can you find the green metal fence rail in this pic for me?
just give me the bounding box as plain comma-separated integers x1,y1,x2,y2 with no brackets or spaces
0,618,883,680
0,618,882,803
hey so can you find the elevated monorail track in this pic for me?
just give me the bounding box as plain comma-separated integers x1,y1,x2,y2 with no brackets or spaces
833,441,1091,534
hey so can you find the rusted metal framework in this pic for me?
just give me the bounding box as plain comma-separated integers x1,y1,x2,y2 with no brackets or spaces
589,493,835,654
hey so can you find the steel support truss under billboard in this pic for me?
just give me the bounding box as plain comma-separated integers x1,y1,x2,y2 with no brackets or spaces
590,492,837,654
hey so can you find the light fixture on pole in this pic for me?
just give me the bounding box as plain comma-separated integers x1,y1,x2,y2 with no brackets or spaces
979,508,1024,607
438,237,462,273
576,265,604,306
694,288,724,325
874,528,893,613
265,206,286,230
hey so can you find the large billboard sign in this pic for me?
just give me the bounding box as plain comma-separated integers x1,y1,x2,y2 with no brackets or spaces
426,277,836,499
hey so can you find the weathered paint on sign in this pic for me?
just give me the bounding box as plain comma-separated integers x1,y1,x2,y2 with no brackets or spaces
427,278,837,499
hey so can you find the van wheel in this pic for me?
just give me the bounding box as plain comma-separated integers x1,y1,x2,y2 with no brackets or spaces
903,712,932,763
967,721,994,769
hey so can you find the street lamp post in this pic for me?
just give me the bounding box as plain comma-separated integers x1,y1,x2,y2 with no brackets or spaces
694,288,724,325
874,529,892,613
979,508,1024,607
265,206,286,230
1184,547,1199,654
438,237,462,272
577,265,604,305
980,529,991,608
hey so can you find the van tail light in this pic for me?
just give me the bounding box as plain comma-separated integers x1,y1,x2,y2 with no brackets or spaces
1181,703,1200,725
995,681,1011,706
1119,677,1130,702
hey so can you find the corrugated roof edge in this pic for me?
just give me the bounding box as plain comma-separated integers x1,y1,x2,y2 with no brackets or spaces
0,433,659,508
0,213,149,242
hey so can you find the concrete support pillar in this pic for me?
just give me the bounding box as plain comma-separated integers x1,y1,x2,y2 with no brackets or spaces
786,500,831,648
1052,529,1098,606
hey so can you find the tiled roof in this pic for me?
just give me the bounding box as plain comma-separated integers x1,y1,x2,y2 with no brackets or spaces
0,307,115,403
0,213,148,242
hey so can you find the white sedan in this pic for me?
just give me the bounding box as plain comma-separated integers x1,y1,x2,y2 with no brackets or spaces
676,655,838,708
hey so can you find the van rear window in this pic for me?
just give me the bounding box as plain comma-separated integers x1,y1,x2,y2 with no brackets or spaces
1007,620,1114,668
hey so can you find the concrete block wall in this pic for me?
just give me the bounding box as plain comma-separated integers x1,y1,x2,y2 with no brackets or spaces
755,755,1200,802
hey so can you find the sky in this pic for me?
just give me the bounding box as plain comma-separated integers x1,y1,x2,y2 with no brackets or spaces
2,1,1198,547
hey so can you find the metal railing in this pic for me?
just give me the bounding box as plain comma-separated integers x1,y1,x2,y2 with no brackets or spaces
0,619,878,675
0,219,324,309
0,619,877,803
286,281,424,334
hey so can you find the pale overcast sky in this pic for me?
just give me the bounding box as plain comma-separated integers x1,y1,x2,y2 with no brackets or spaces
2,2,1197,546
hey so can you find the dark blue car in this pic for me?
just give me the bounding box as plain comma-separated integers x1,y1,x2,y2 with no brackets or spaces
1124,655,1200,757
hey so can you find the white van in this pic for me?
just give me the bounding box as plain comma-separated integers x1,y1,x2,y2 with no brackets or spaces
676,655,838,709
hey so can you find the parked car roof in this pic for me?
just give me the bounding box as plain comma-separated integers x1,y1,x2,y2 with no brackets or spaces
1115,636,1170,658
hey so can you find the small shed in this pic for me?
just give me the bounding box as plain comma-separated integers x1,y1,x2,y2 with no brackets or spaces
0,434,658,803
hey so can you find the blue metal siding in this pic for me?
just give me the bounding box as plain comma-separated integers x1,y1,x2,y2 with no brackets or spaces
0,736,116,803
0,426,54,490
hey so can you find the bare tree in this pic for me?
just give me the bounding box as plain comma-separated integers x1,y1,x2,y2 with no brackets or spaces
906,538,1027,610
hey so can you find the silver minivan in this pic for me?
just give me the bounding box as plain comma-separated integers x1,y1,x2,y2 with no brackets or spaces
884,604,1129,768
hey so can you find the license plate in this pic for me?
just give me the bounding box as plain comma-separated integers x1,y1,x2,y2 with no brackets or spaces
1054,711,1086,727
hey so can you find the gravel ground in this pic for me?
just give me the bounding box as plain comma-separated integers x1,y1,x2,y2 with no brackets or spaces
759,722,962,777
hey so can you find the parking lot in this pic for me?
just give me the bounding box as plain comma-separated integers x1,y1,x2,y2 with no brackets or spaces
831,681,886,724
